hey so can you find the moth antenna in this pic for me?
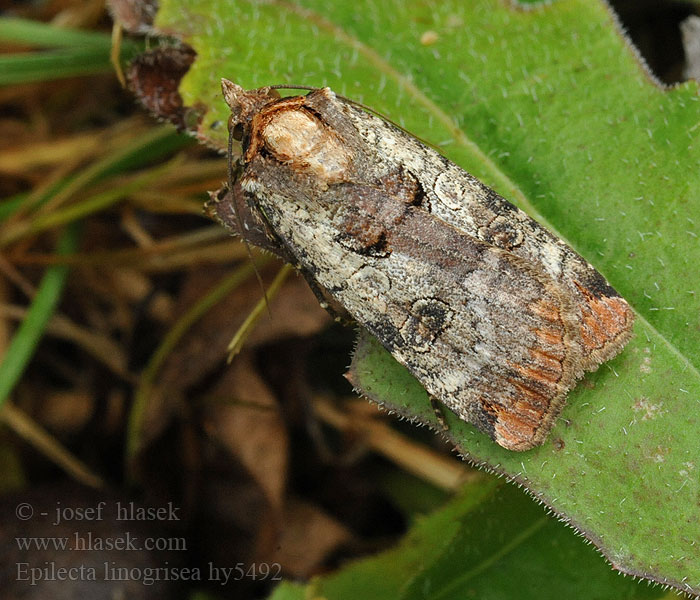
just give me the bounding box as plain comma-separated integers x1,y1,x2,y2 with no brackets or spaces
227,115,272,317
269,85,439,151
269,85,320,92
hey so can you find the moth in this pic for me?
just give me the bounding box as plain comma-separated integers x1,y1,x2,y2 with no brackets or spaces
211,79,634,451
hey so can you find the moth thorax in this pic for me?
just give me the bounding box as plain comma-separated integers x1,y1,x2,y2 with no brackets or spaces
262,108,350,184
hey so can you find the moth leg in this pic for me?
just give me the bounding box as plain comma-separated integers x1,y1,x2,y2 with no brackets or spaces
207,184,286,257
430,397,450,432
256,228,355,327
208,185,355,329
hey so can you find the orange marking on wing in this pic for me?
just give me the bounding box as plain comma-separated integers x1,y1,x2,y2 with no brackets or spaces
580,306,607,347
528,348,564,372
507,378,548,407
575,284,634,353
534,328,563,346
485,393,544,425
529,298,561,322
512,399,545,423
512,362,561,384
493,410,538,451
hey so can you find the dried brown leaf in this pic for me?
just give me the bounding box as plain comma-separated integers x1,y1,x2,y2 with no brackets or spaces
127,45,196,130
269,498,354,578
203,353,288,512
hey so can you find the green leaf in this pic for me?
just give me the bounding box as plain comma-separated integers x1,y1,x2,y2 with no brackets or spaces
148,0,700,594
293,480,663,600
0,48,113,85
0,16,121,48
0,17,141,85
0,224,80,408
266,582,306,600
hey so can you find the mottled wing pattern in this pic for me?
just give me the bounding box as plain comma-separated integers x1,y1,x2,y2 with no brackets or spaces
224,81,635,450
339,99,634,374
338,186,585,450
250,169,582,449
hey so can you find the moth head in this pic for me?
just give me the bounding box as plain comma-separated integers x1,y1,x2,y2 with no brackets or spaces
221,78,280,141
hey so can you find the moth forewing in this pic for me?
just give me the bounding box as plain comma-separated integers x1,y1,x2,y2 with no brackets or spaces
220,79,634,451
